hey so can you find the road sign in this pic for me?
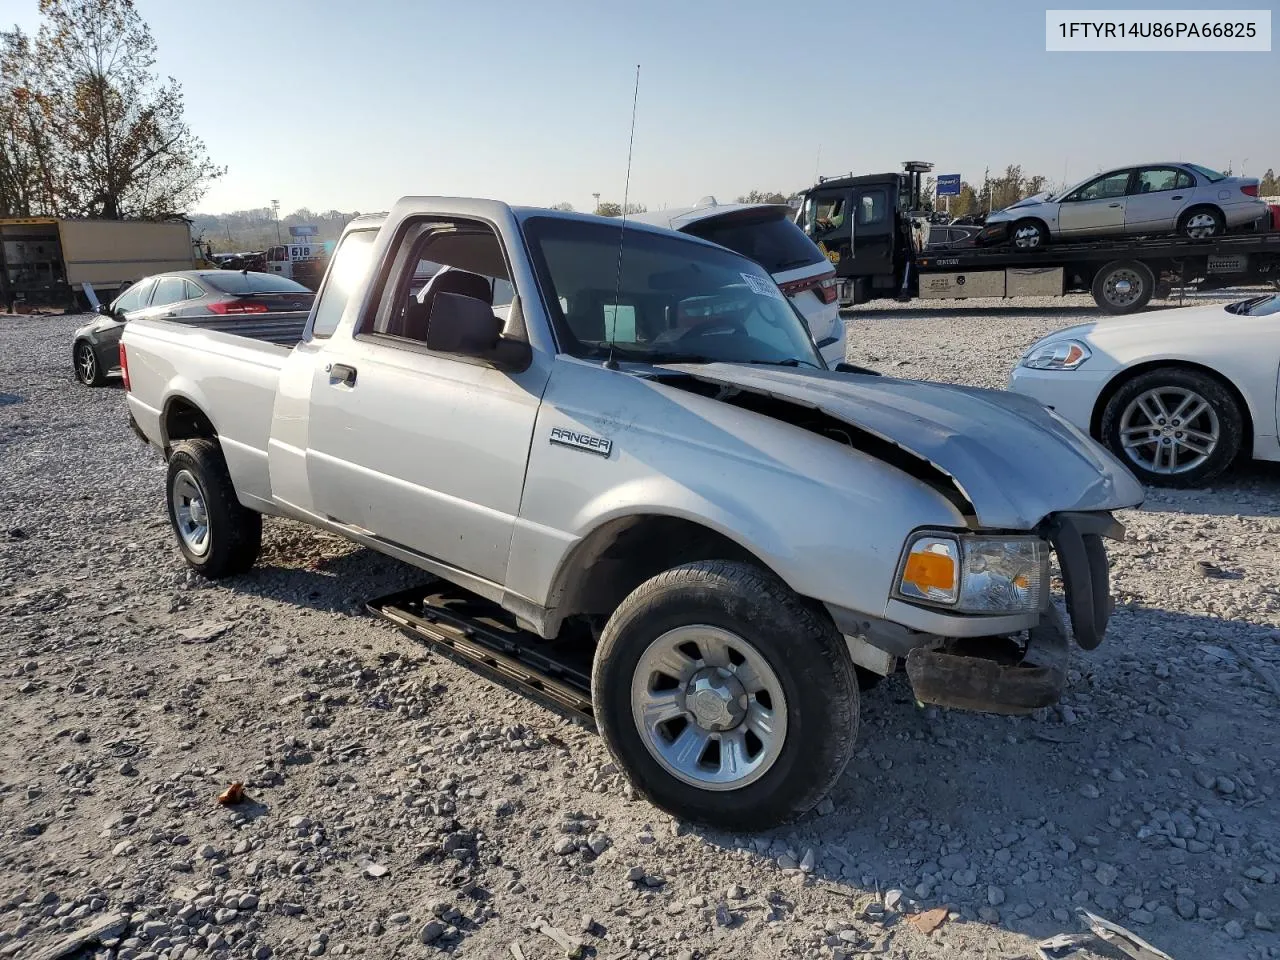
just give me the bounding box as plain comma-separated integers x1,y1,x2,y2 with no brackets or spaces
936,174,962,197
289,225,318,238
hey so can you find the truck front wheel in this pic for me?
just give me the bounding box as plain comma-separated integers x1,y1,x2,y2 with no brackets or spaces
165,439,262,578
592,560,859,830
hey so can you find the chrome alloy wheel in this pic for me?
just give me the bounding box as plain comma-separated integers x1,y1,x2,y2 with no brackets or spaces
1119,386,1219,475
631,625,787,791
76,343,97,383
171,469,211,555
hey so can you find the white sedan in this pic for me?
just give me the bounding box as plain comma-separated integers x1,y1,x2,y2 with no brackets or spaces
1008,293,1280,486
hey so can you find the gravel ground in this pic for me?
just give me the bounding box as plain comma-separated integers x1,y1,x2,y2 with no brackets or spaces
2,300,1279,960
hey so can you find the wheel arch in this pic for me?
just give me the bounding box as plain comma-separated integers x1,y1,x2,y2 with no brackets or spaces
1177,203,1225,229
1090,359,1255,456
542,512,814,638
161,393,220,452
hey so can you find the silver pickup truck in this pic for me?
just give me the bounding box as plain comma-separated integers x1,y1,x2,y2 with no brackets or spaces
121,198,1144,829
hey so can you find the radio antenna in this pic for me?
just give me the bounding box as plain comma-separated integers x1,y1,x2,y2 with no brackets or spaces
605,63,640,371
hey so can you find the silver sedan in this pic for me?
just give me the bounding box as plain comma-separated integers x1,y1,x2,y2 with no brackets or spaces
985,163,1269,249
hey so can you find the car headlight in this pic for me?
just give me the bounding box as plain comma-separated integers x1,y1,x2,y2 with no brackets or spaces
1020,339,1091,371
897,533,1048,614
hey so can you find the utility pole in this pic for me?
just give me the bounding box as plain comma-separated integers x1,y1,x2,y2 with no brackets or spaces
271,200,282,243
592,192,601,215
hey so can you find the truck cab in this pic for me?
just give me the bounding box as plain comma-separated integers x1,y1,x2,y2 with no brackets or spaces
795,164,931,305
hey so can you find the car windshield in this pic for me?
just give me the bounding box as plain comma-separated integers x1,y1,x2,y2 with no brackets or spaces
1224,294,1280,316
522,216,824,368
1187,163,1226,182
202,272,312,295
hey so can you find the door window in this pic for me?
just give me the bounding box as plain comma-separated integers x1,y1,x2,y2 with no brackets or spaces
369,220,513,348
150,276,188,307
111,278,155,313
1065,171,1131,202
1132,168,1185,194
856,189,888,226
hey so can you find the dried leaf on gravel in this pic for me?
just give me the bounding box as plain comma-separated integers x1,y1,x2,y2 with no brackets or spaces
215,782,245,806
907,907,949,934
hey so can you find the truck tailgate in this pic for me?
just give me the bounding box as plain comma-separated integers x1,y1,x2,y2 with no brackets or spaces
122,315,304,511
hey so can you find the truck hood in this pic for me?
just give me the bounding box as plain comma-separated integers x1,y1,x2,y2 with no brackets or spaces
660,363,1145,530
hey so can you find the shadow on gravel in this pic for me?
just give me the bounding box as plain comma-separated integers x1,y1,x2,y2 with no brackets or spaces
229,539,419,615
679,603,1279,952
1138,462,1280,518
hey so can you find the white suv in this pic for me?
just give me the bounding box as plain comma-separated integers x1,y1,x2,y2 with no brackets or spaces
630,199,846,366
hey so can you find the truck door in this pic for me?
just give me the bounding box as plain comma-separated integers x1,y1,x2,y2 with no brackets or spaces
849,184,894,280
299,218,551,587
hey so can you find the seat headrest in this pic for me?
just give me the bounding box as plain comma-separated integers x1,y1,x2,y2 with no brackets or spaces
417,267,493,306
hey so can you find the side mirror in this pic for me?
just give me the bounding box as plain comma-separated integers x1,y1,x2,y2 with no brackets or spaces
97,302,115,317
425,292,531,372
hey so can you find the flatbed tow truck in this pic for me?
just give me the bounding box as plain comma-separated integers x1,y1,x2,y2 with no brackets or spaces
795,163,1280,314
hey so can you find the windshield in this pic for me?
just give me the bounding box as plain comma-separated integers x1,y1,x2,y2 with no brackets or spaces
202,272,312,295
1224,294,1280,316
522,216,824,368
1187,163,1226,182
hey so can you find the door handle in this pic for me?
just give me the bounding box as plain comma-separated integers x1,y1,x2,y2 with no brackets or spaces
1108,203,1122,208
327,363,357,387
1171,195,1183,200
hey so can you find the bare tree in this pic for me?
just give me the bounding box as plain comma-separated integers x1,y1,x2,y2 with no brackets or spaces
35,0,223,218
0,29,61,215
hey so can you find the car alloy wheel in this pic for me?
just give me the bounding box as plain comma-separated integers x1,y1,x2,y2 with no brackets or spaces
76,343,97,384
1118,386,1220,476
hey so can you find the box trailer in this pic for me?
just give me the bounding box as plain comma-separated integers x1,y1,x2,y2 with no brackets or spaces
0,217,194,310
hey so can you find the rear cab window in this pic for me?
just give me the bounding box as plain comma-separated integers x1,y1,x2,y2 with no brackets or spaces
683,212,825,274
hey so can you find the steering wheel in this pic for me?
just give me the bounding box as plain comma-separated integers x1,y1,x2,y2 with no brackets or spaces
674,317,748,342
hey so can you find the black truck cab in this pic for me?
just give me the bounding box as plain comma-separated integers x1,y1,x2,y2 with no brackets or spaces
795,163,931,305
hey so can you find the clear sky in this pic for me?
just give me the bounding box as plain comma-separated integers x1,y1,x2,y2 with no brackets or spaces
4,0,1277,214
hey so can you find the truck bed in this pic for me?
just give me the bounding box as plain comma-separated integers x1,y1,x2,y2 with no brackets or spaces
166,312,310,347
122,313,311,512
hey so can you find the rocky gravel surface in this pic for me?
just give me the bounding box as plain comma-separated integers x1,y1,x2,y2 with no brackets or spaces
2,301,1279,960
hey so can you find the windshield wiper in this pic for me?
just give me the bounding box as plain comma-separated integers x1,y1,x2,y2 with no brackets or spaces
743,357,822,370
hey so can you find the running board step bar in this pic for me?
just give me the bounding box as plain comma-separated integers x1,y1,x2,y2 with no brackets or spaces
367,582,595,725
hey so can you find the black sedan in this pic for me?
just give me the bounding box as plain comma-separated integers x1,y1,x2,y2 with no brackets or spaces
72,271,315,386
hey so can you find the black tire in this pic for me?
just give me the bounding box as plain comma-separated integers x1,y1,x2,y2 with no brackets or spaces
1099,367,1243,488
591,560,859,830
73,340,106,387
1178,205,1225,240
1010,218,1049,250
164,439,262,578
1091,260,1154,314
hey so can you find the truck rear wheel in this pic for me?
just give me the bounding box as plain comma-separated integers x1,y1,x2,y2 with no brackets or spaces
591,560,859,830
1091,260,1154,314
165,439,262,578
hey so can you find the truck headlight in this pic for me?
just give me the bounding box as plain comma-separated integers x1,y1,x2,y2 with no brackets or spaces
897,534,1048,614
1020,339,1091,371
